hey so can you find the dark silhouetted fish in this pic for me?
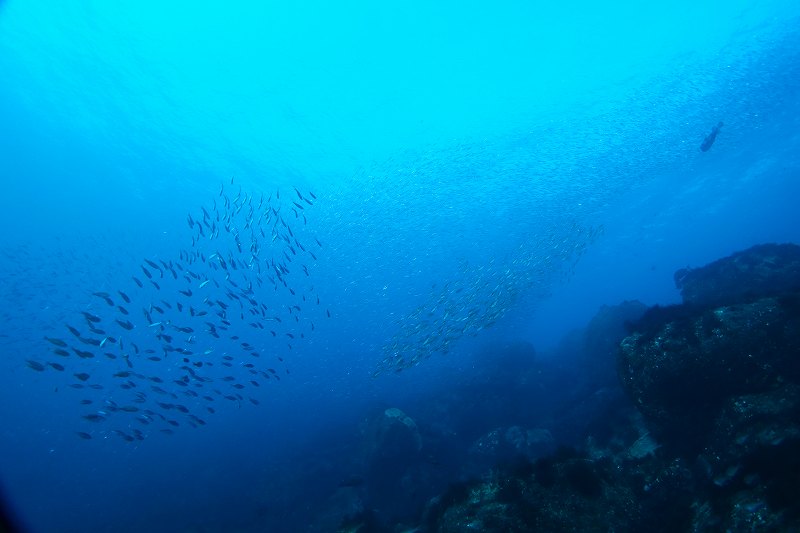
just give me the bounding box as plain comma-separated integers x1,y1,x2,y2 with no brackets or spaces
45,337,68,347
700,121,723,152
115,319,135,330
72,348,94,359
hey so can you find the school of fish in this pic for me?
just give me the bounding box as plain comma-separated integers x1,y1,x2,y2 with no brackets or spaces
26,180,328,442
9,171,607,440
375,222,604,374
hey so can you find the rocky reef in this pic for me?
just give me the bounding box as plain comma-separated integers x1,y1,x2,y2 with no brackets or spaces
617,242,800,530
397,243,800,533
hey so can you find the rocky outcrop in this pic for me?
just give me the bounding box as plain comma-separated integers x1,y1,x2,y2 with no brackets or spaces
618,243,800,530
619,295,800,447
420,244,800,533
673,242,800,307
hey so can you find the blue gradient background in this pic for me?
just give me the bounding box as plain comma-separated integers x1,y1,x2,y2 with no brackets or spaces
1,1,799,531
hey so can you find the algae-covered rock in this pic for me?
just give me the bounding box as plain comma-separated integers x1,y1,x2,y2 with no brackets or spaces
618,296,800,445
617,243,800,530
425,450,644,533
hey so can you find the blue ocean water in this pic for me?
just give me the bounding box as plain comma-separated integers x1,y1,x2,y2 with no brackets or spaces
1,1,799,531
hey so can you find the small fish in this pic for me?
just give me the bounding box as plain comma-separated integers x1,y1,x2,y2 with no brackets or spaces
44,337,68,348
81,312,102,323
74,373,90,382
47,362,65,371
115,319,135,330
700,121,723,152
118,291,131,304
92,292,114,306
76,432,93,440
132,276,143,288
26,360,45,371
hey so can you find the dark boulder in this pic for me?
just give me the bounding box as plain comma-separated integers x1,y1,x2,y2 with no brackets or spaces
619,296,800,448
423,449,657,533
618,243,800,529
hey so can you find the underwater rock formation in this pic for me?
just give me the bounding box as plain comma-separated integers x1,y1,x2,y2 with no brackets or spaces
619,242,800,529
673,242,800,308
619,243,800,448
422,448,643,532
619,295,800,447
414,243,800,533
582,300,648,385
364,407,423,461
358,407,427,526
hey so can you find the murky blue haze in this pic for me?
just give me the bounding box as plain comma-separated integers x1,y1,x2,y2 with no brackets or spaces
0,1,799,531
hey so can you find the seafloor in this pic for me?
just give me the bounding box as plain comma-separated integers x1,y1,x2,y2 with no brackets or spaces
307,243,800,532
